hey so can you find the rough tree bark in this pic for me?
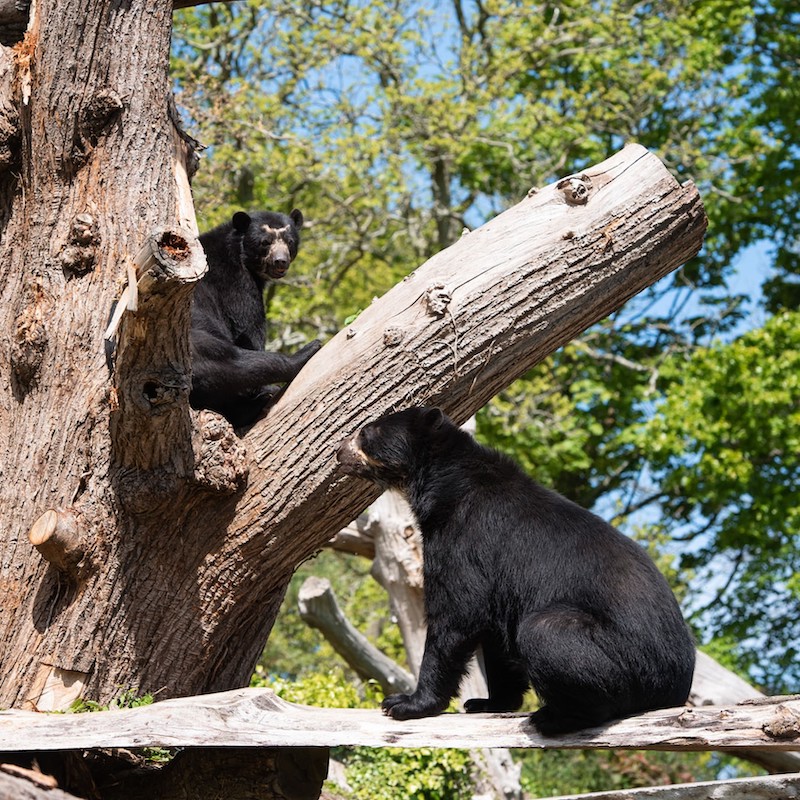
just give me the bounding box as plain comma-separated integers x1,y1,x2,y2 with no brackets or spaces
0,15,707,716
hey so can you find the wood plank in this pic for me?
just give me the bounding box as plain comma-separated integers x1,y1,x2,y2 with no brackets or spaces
0,689,798,753
545,772,800,800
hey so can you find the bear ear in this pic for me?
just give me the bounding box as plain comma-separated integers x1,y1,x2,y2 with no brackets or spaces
232,211,252,233
290,208,304,229
423,407,445,430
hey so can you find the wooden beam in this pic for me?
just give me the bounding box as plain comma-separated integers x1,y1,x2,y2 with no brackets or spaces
0,689,798,753
546,772,800,800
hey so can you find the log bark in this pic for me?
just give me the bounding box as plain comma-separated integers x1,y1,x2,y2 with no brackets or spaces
0,748,328,800
0,132,706,710
0,2,239,46
1,690,798,753
0,0,208,710
100,747,328,800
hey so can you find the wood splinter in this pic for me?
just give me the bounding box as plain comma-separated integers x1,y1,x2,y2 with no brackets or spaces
28,509,87,577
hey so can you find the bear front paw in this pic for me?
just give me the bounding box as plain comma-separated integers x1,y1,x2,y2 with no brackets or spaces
381,692,447,720
293,339,322,365
381,693,412,719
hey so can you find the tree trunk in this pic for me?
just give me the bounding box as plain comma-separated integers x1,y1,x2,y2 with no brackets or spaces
0,0,707,715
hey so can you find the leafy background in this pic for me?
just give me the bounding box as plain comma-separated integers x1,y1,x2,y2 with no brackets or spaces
171,1,798,796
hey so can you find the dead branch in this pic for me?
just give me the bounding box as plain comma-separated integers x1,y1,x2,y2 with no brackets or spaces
297,576,415,695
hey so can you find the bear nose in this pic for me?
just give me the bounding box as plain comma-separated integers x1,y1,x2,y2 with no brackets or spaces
272,257,289,271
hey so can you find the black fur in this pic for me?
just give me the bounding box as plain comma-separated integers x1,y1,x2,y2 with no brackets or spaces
337,407,695,735
190,209,321,427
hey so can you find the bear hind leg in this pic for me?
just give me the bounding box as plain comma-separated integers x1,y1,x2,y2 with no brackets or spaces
464,638,528,713
519,606,631,735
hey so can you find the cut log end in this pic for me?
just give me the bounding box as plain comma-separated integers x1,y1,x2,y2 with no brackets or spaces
27,509,86,577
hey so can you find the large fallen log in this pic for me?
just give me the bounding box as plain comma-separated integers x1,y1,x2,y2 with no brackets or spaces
1,689,798,753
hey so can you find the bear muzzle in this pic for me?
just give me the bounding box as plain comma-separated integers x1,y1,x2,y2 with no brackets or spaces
336,436,378,475
262,241,292,280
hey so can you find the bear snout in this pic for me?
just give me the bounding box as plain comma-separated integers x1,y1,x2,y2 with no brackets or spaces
264,241,292,279
267,260,289,279
336,437,361,472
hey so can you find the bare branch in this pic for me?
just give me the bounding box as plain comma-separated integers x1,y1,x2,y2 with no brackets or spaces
297,576,415,695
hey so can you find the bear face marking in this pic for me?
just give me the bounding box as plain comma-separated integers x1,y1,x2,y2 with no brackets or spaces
337,408,444,487
231,210,303,281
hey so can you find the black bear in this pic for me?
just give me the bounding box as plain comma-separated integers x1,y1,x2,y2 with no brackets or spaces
190,209,321,427
337,407,695,735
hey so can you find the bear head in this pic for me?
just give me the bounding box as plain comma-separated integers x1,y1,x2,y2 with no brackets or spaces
231,208,304,281
336,407,447,488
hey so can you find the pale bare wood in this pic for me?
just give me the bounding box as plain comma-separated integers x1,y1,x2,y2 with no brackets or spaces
367,490,427,676
0,690,798,753
27,509,85,577
546,772,800,800
690,651,800,772
0,771,79,800
297,576,415,695
327,520,376,559
691,650,769,706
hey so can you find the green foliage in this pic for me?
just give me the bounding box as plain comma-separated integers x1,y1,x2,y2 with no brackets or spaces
626,310,800,690
69,688,155,713
173,0,799,347
262,669,472,800
517,749,758,797
345,747,472,800
259,549,405,680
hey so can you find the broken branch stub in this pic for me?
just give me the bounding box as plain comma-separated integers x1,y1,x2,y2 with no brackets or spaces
27,509,87,579
108,228,207,474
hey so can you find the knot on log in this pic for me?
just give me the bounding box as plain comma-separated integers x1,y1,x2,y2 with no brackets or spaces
383,326,404,347
423,283,452,317
139,373,189,411
104,227,205,344
556,173,593,205
80,87,123,138
763,704,800,740
28,509,90,580
192,410,249,494
10,280,49,390
60,212,100,276
114,467,180,515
